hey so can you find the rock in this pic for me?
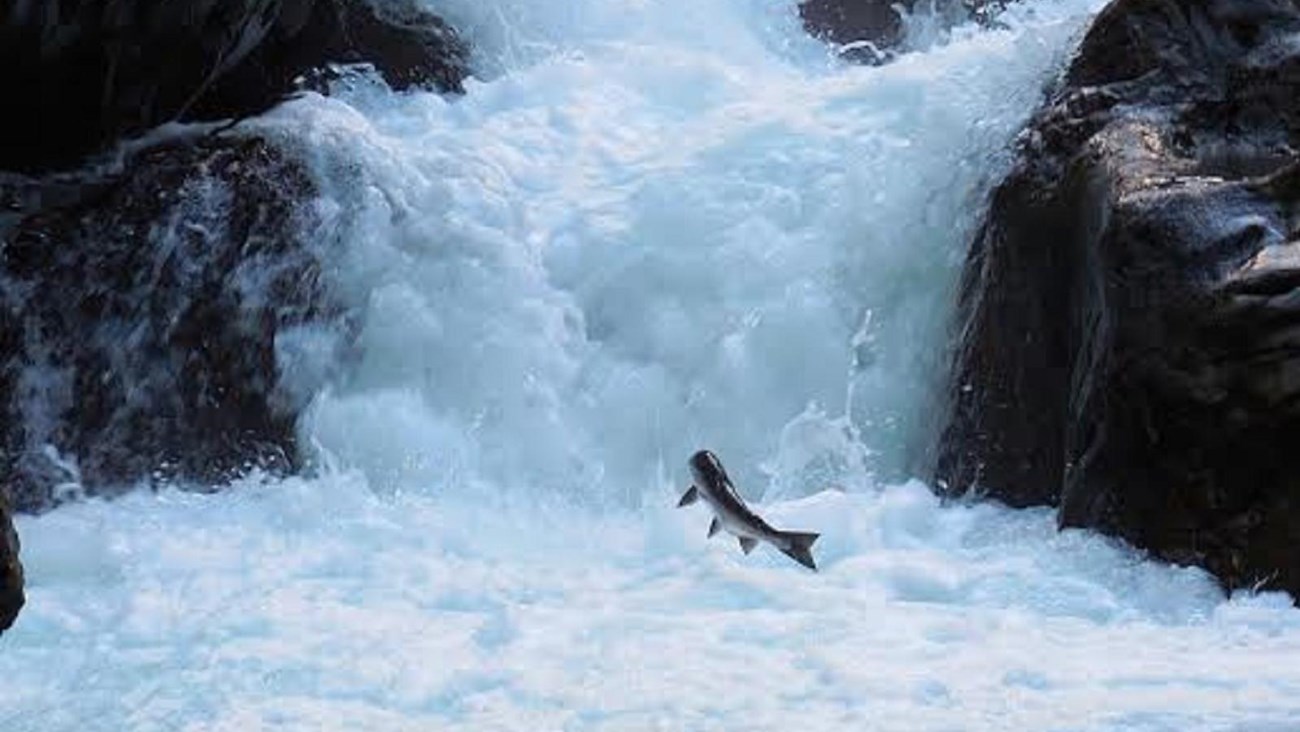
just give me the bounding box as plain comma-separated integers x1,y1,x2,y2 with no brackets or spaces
0,488,21,634
0,0,468,174
799,0,913,62
798,0,1004,63
1,133,345,511
937,0,1300,596
190,0,468,121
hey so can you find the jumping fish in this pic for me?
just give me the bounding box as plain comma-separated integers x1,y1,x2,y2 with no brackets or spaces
678,449,820,571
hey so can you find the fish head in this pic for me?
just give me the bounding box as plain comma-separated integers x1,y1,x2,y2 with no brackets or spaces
688,450,728,490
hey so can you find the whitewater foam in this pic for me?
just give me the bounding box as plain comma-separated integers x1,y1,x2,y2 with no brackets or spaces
243,0,1106,503
4,476,1299,731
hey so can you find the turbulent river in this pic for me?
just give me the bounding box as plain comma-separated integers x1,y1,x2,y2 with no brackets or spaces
4,1,1300,730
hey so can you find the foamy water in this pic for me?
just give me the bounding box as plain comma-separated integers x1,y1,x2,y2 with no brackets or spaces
5,475,1299,731
5,0,1299,730
259,0,1097,502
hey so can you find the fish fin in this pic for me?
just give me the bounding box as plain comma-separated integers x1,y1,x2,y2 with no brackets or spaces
677,486,699,507
739,536,758,554
778,531,820,571
708,517,722,538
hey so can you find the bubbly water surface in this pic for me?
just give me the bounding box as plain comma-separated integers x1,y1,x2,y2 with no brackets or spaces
263,0,1096,502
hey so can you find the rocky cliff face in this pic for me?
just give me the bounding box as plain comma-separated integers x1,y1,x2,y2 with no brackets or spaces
0,0,472,635
1,0,467,174
938,0,1300,596
2,135,344,513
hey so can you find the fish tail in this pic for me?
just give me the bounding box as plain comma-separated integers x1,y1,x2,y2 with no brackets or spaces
778,531,819,571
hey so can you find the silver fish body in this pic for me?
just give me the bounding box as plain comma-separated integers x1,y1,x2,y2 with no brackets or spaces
678,449,819,571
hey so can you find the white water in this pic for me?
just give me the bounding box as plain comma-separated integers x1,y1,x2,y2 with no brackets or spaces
5,0,1300,729
265,0,1092,501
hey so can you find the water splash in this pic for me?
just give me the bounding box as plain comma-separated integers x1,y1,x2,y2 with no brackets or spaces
241,0,1106,505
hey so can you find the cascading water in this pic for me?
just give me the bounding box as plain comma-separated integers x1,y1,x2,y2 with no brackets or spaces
4,1,1300,730
260,0,1088,504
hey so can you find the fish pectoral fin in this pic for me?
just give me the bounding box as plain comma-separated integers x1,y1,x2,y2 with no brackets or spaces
738,536,758,555
677,486,699,507
708,517,722,538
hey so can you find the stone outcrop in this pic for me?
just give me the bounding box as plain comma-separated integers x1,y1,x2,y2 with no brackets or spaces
1,0,468,174
0,489,21,634
190,0,468,121
798,0,1003,63
0,0,471,632
1,134,345,512
938,0,1300,596
799,0,914,62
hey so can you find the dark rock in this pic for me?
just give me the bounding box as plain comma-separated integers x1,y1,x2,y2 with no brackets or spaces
1,133,345,512
0,488,21,635
1,0,468,174
191,0,468,121
938,0,1300,596
799,0,912,62
798,0,1004,63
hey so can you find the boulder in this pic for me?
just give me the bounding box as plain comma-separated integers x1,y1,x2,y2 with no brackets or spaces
798,0,1004,63
190,0,468,120
1,0,467,174
799,0,914,62
938,0,1300,596
1,134,344,512
0,489,21,634
0,0,467,634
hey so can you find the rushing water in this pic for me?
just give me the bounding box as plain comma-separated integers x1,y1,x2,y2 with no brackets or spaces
5,1,1300,730
261,0,1093,505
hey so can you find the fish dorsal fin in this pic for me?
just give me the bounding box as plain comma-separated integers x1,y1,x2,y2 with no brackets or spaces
677,486,699,507
708,517,722,538
738,536,758,554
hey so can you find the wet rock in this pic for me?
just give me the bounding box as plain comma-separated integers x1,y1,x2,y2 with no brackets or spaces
1,0,467,174
0,488,21,634
798,0,1003,63
938,0,1300,596
191,0,468,121
1,133,345,511
799,0,913,62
